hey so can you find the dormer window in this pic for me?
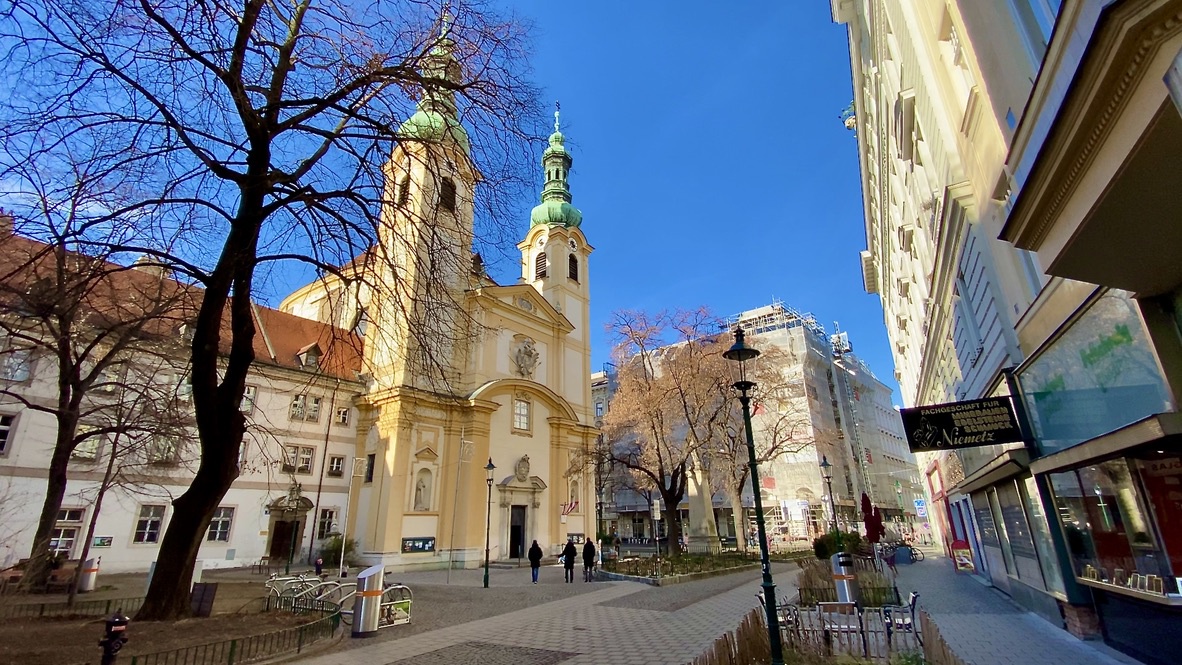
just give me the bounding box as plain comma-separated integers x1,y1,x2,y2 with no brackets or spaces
439,177,456,212
296,343,322,368
568,254,579,282
534,252,547,280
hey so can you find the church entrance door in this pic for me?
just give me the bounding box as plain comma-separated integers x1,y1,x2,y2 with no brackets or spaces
270,520,298,561
509,505,527,559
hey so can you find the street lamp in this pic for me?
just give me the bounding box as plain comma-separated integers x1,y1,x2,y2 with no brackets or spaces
820,456,836,536
723,326,784,665
483,458,496,589
284,482,303,575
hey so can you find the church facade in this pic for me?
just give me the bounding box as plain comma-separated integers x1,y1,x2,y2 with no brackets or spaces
279,32,597,567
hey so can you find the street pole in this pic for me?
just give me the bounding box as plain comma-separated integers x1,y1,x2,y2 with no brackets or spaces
724,327,783,665
483,458,496,589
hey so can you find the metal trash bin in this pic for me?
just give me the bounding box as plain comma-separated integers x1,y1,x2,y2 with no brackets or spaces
352,564,384,638
830,551,861,605
78,557,100,593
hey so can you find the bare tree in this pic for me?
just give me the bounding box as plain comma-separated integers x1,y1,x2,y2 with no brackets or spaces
1,0,540,618
600,309,738,557
702,344,812,553
0,201,193,591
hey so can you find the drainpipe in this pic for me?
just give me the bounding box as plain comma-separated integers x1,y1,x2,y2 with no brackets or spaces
307,378,341,564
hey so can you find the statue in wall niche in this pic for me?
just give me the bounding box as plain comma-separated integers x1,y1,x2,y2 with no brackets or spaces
512,337,540,378
413,470,431,512
515,455,530,482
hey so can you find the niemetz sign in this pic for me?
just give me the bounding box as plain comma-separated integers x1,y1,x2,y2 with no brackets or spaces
900,397,1022,453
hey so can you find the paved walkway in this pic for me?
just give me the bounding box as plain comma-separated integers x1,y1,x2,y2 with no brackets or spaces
894,548,1141,665
297,565,795,665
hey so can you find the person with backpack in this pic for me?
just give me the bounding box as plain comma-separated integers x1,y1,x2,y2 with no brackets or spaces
528,540,544,584
561,538,577,583
582,539,597,582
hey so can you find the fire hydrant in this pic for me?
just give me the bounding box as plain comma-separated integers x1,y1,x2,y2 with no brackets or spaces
98,612,129,664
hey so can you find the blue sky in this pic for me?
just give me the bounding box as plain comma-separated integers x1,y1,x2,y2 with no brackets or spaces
494,1,900,401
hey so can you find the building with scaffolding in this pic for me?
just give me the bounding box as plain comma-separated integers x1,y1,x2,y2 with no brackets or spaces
589,301,923,549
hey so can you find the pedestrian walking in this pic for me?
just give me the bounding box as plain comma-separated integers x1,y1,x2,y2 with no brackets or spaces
561,538,577,583
314,557,324,578
528,540,544,584
582,540,597,582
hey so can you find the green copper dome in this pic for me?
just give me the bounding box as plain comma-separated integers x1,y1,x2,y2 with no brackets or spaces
530,200,582,227
530,104,582,228
397,14,470,155
398,110,471,153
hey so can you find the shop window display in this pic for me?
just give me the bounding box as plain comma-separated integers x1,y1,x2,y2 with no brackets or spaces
1049,456,1176,595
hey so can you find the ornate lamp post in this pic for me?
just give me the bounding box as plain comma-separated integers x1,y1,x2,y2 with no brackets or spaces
820,456,836,536
284,482,303,575
723,326,784,665
483,458,496,589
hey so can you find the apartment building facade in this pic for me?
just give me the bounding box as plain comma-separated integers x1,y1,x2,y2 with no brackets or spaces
836,1,1182,661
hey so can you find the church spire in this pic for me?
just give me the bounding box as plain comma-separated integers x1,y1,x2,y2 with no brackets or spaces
530,101,583,228
397,6,471,153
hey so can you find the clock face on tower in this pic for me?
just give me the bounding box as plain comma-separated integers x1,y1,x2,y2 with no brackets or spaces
568,239,577,251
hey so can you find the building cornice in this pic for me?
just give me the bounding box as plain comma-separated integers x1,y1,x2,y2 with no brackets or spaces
1002,0,1182,249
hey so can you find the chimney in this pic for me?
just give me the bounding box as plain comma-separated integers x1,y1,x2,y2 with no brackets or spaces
0,208,13,237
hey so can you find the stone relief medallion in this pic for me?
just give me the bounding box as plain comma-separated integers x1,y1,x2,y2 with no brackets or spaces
515,454,530,482
517,297,534,312
511,337,540,378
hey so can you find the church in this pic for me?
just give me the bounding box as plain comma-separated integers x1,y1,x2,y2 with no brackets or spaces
278,28,598,568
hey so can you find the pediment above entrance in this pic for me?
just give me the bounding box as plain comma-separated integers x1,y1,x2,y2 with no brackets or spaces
414,446,439,461
478,284,573,332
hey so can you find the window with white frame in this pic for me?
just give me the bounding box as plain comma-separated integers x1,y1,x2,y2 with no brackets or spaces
50,508,82,557
595,402,604,418
241,385,258,414
335,407,350,426
328,455,345,477
283,444,315,474
317,508,338,539
206,506,234,542
290,394,322,421
0,414,16,455
513,398,530,431
71,427,102,461
0,348,32,382
134,504,165,543
146,436,180,465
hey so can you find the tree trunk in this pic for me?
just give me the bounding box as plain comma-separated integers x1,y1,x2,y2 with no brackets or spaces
727,486,748,553
69,437,120,607
21,424,77,591
136,459,236,619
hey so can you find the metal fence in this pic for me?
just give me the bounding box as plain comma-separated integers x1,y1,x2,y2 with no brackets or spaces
123,598,340,665
780,604,922,662
0,595,143,619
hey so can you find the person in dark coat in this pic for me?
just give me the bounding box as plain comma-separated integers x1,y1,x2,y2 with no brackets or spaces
582,540,597,582
561,539,577,583
528,540,544,584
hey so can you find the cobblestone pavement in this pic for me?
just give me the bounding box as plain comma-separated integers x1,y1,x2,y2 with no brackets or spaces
894,547,1141,665
296,563,799,665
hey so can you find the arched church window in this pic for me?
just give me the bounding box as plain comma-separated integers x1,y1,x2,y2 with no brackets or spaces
439,177,456,212
534,252,547,280
567,254,578,282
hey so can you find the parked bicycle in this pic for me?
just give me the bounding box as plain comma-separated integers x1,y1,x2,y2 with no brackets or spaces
881,543,923,564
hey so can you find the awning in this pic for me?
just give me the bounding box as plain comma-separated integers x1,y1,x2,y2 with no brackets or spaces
952,449,1031,494
1029,412,1182,474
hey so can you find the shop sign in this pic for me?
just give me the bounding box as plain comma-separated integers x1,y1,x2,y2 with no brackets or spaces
401,537,436,553
951,539,975,573
900,397,1022,453
92,536,113,548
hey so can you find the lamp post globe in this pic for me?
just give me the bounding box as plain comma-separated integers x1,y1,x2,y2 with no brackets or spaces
484,458,496,589
723,326,784,665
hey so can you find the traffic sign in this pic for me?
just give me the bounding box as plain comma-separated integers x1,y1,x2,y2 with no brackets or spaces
914,498,927,518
